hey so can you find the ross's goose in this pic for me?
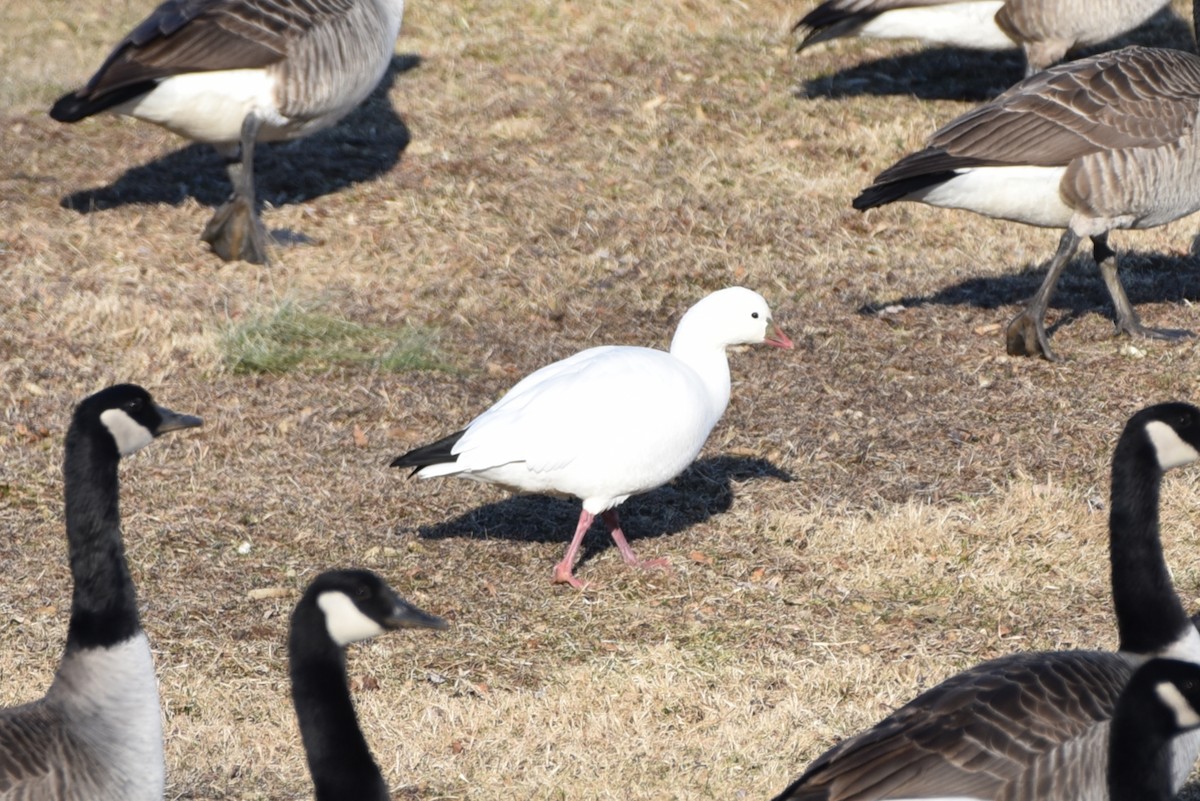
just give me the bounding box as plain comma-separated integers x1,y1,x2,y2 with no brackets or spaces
391,287,794,589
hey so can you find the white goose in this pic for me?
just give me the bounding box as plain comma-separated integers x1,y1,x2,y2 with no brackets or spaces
391,287,794,589
49,0,406,264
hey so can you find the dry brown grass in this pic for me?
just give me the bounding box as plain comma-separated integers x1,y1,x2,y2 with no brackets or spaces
6,0,1200,798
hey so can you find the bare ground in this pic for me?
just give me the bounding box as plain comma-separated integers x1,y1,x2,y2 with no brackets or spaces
4,0,1200,799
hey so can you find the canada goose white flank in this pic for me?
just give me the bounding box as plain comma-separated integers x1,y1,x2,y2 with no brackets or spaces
290,569,447,801
49,0,406,264
795,0,1170,77
1108,658,1200,801
391,287,794,589
770,402,1200,801
0,384,201,801
853,0,1200,360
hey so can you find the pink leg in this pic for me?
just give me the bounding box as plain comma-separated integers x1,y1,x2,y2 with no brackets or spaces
602,510,670,572
552,510,594,589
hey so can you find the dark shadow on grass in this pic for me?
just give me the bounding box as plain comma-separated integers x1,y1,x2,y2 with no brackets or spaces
795,5,1191,102
400,455,794,568
858,250,1200,336
799,48,1023,102
59,54,420,213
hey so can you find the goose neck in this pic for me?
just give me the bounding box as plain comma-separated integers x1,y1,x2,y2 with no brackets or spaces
289,611,388,801
63,426,140,650
1108,696,1174,801
1110,444,1188,654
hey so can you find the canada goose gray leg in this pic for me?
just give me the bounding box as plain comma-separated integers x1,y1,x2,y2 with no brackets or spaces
1006,229,1081,360
1093,234,1194,343
202,113,270,264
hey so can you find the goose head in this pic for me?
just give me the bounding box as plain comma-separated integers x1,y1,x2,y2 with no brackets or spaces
670,287,794,353
1128,403,1200,473
1142,660,1200,734
77,384,203,457
308,569,448,647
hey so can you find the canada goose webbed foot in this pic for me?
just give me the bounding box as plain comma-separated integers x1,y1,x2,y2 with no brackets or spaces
1117,320,1195,343
201,197,271,264
1006,309,1058,361
203,113,269,264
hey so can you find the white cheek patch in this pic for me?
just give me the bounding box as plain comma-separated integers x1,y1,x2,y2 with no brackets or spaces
317,591,386,646
1156,681,1200,728
99,409,155,456
1146,421,1200,471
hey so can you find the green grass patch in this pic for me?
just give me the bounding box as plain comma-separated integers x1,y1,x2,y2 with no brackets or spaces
221,303,446,374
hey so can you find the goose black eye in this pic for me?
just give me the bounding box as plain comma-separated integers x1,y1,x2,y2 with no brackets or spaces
124,398,144,413
354,586,371,600
751,312,760,319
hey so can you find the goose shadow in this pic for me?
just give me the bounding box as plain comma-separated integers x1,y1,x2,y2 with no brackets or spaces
399,455,794,568
59,54,420,214
795,5,1192,102
858,250,1200,334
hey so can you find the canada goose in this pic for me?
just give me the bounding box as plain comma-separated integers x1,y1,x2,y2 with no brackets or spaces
794,0,1170,77
770,402,1200,801
49,0,406,264
852,1,1200,361
290,569,447,801
390,287,794,589
1108,659,1200,801
0,384,201,801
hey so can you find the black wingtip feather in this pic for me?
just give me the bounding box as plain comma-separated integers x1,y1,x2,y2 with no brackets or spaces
389,430,467,475
49,81,157,123
853,171,960,210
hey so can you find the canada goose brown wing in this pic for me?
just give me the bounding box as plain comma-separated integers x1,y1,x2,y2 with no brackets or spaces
0,702,73,792
932,47,1200,166
79,0,360,99
772,651,1134,801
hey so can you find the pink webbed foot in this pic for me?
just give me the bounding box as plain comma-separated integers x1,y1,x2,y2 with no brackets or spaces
552,559,589,589
603,510,671,575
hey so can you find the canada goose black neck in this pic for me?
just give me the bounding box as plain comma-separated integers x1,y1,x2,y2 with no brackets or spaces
1110,403,1200,654
63,396,142,650
289,593,389,801
289,570,447,801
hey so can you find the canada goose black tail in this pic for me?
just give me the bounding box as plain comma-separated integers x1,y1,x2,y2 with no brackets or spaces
853,147,1005,210
389,429,466,475
794,2,879,51
50,82,156,123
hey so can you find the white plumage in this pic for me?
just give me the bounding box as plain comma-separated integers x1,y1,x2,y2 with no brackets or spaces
392,287,794,588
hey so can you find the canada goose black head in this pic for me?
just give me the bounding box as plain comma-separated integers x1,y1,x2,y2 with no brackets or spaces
305,569,448,647
76,384,203,458
1125,402,1200,473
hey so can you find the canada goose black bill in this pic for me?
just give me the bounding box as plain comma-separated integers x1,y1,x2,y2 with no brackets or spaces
49,0,406,264
1108,658,1200,801
290,569,446,801
770,402,1200,801
794,0,1170,77
853,11,1200,360
0,384,200,801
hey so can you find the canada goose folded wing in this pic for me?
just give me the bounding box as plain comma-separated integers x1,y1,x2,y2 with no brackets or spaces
75,0,364,101
924,48,1200,166
777,651,1133,801
0,704,69,791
